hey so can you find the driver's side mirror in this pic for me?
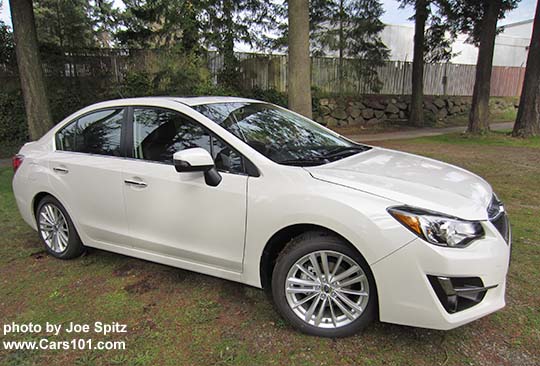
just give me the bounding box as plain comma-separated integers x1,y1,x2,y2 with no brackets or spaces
173,148,222,187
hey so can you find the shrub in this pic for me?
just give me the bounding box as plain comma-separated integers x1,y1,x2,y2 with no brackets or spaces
0,90,27,142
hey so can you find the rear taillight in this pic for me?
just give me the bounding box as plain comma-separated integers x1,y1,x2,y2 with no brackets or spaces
12,154,24,173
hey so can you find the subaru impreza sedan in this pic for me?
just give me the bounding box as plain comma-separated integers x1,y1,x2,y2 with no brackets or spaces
12,97,511,337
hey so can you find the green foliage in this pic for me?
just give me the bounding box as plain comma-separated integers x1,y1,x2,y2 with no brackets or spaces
313,0,390,92
200,0,278,89
116,0,278,90
117,50,212,97
0,20,15,65
444,0,521,45
398,1,458,63
117,0,200,51
424,11,457,63
32,0,119,49
243,87,288,107
0,90,27,143
268,1,389,92
47,79,114,122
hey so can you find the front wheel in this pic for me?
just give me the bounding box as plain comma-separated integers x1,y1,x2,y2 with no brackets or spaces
271,232,377,337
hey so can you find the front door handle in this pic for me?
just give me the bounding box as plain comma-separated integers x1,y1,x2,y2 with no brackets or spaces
124,179,148,188
53,167,69,174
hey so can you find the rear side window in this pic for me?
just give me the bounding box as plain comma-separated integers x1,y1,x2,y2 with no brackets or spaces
132,108,245,174
56,109,124,157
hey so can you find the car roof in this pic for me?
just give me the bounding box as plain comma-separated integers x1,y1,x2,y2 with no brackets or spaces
171,96,262,106
49,96,266,134
101,96,263,107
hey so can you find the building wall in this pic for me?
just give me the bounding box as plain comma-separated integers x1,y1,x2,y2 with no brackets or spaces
381,21,532,67
501,20,534,38
380,24,415,62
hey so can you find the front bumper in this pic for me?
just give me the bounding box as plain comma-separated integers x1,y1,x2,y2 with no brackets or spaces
371,221,510,330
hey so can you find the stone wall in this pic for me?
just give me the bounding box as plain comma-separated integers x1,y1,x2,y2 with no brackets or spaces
313,95,517,127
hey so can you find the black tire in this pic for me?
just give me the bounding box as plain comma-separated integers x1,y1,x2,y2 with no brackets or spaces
35,195,85,259
271,231,377,338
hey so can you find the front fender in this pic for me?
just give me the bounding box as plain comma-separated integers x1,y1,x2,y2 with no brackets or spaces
241,170,417,288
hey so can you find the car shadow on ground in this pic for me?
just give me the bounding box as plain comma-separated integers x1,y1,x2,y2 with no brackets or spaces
79,246,448,339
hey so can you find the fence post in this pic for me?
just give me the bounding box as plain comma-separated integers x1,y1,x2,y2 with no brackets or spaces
443,62,448,96
401,60,407,96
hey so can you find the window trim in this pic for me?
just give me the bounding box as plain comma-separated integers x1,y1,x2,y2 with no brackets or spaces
54,107,129,158
126,106,260,177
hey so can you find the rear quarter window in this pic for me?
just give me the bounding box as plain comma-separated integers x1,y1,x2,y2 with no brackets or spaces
55,109,124,157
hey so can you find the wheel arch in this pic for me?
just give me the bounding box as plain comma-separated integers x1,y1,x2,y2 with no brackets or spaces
32,191,78,232
259,223,373,292
32,191,54,219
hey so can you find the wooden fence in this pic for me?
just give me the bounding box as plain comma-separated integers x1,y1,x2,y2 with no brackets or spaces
217,53,525,97
0,49,526,97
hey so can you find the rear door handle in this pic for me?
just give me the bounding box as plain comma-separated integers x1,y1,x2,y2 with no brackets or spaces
53,167,69,174
124,179,148,188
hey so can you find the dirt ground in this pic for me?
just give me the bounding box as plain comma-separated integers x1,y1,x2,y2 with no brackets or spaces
1,132,539,366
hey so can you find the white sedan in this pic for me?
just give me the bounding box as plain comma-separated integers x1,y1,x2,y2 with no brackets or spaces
12,97,511,337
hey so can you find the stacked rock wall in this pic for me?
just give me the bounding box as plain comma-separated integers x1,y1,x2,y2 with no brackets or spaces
313,96,516,127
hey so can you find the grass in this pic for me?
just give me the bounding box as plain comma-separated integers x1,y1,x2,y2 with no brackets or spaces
1,132,539,365
413,130,540,148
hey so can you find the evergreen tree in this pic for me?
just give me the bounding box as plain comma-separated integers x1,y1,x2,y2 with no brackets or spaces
288,0,312,117
0,20,15,66
117,0,277,89
512,0,540,137
270,0,389,93
117,0,200,51
401,0,428,126
92,0,121,47
9,0,53,139
33,0,117,49
199,0,278,88
399,0,456,126
444,0,520,133
315,0,389,93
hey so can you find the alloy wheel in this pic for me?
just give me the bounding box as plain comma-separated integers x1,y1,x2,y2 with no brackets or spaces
38,203,69,253
284,250,370,329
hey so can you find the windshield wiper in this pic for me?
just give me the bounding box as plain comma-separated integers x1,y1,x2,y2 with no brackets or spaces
278,146,371,166
277,158,329,166
322,145,372,160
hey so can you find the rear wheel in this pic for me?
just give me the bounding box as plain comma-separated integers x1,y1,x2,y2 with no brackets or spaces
271,232,377,337
36,196,85,259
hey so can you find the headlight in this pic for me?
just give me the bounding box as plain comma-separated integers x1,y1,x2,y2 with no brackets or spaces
388,206,484,248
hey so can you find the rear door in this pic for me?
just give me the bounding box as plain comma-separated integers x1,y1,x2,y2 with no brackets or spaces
121,107,248,272
48,108,130,247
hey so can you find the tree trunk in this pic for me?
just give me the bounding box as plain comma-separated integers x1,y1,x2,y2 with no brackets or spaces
219,0,237,88
512,0,540,137
288,0,312,118
10,0,52,140
409,0,428,127
338,0,344,96
468,0,501,134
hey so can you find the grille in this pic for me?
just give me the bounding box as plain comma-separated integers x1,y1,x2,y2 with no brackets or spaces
488,195,510,244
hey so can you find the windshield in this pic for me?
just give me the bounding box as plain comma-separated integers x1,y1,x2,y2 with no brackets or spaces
193,102,370,166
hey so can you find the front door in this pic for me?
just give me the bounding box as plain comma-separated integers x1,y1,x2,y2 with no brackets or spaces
121,107,248,272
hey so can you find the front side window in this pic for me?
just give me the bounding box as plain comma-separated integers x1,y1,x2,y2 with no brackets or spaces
56,109,124,157
194,103,371,166
132,108,244,174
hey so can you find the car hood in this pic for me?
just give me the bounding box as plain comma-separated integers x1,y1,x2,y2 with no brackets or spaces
306,147,492,220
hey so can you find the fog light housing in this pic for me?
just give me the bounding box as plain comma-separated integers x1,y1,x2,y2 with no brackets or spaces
427,276,497,313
